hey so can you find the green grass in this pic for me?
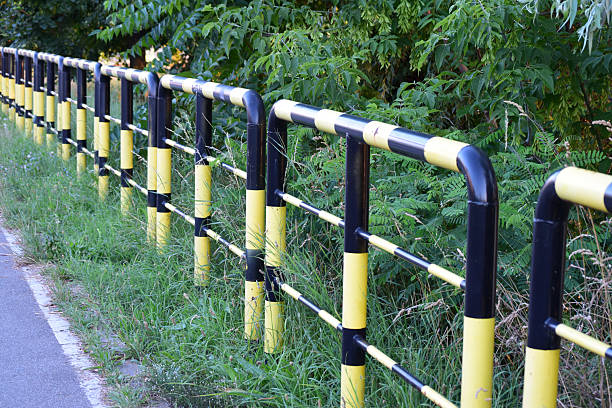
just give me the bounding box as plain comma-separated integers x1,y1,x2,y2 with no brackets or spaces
0,108,608,407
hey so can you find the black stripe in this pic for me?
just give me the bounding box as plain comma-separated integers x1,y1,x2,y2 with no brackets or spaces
157,194,171,212
212,84,234,103
147,191,157,208
194,216,210,237
245,249,264,282
289,103,318,128
604,183,612,213
265,266,281,302
298,295,321,315
99,168,109,176
121,169,133,187
342,328,366,365
386,128,430,160
77,139,86,152
391,364,426,391
334,114,369,139
299,201,320,215
606,348,612,360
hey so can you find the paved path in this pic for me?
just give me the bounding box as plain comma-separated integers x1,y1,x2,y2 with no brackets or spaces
0,227,95,407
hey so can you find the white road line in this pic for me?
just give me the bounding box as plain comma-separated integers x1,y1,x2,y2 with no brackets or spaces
0,225,109,408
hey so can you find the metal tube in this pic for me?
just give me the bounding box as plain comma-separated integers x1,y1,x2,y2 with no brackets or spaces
120,78,133,214
33,52,44,145
45,58,56,147
98,73,110,199
15,51,24,130
76,67,87,173
156,85,172,249
194,95,212,285
24,53,33,135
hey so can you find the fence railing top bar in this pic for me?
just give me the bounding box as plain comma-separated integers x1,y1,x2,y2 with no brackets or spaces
537,166,612,219
271,99,498,204
17,49,36,57
64,57,99,71
159,74,265,125
2,47,17,54
38,52,60,64
100,64,159,89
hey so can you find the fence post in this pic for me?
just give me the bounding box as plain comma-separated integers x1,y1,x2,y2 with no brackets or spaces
33,53,44,145
45,57,55,147
59,57,72,161
15,51,24,131
194,94,212,285
24,53,33,136
0,49,5,114
120,77,133,214
93,63,101,175
264,109,287,353
76,65,87,173
244,91,266,343
98,72,110,199
145,73,159,244
156,85,172,249
340,136,370,408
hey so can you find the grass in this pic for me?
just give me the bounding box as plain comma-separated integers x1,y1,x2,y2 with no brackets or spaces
0,101,609,407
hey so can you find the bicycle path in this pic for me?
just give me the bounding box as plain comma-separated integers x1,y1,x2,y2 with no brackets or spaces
0,225,105,407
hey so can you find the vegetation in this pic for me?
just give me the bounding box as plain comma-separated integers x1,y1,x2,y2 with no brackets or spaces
0,0,611,406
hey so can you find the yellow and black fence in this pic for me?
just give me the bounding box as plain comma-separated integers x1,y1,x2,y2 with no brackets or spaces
264,100,498,408
1,46,610,408
522,167,612,408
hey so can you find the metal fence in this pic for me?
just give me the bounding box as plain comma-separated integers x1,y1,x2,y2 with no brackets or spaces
1,46,610,408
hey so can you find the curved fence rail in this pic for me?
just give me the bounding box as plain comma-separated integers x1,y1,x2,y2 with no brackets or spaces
0,46,610,408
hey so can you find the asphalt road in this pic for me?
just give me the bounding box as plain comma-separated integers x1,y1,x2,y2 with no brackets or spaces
0,227,92,407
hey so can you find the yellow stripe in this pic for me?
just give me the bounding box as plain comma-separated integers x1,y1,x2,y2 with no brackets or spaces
246,190,265,250
46,133,54,147
421,386,458,408
195,164,212,218
362,121,396,151
314,109,342,135
280,283,301,300
8,78,14,98
77,109,86,140
368,234,399,255
366,345,396,370
181,78,197,94
121,186,132,215
460,317,494,408
147,206,156,243
46,95,55,121
200,81,219,99
318,210,342,227
341,364,365,408
194,235,210,286
160,75,173,89
16,83,24,106
62,143,71,161
318,309,340,328
77,153,86,174
342,252,368,329
157,148,171,194
244,280,264,340
555,323,611,357
555,166,612,212
522,347,560,408
281,192,303,207
62,101,70,131
156,211,171,249
427,264,464,288
228,244,245,258
147,146,157,190
423,137,467,172
264,301,284,353
35,127,44,145
265,206,286,267
25,86,32,110
273,99,298,122
229,87,248,107
120,130,133,169
98,175,109,200
98,121,110,158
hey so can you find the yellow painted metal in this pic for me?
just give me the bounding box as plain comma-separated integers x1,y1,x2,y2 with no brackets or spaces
246,189,265,250
555,323,611,357
427,264,464,288
555,166,612,213
314,109,342,135
195,164,212,218
76,109,86,174
25,85,32,135
147,206,156,243
460,316,495,408
194,235,210,285
98,175,109,200
342,252,368,329
264,300,283,353
244,280,264,340
265,206,286,267
341,364,365,408
522,347,560,408
156,211,171,249
93,116,99,173
421,386,458,408
362,121,396,151
423,137,467,172
366,345,396,370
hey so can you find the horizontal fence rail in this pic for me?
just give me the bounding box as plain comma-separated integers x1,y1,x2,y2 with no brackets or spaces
522,167,612,408
1,45,610,408
265,100,498,408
